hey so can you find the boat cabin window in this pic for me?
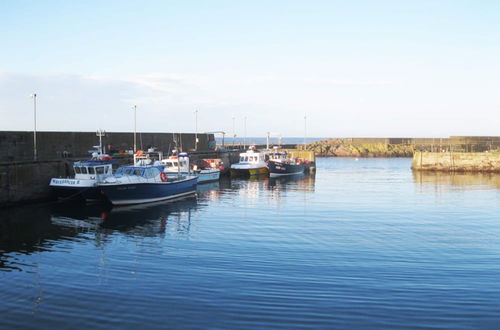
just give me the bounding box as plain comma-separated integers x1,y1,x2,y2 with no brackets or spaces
88,167,95,174
143,167,160,179
166,161,178,167
74,166,81,174
81,167,88,174
115,167,144,177
95,166,105,174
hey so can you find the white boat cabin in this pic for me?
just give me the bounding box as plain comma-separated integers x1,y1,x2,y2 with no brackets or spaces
73,160,114,180
161,152,190,173
134,148,164,166
239,150,266,164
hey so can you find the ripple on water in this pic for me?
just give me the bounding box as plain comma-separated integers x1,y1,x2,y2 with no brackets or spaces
2,158,500,328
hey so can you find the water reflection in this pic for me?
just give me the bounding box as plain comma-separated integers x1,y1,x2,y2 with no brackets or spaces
0,197,202,272
53,197,200,235
0,205,82,271
413,170,500,191
0,174,317,272
268,173,316,192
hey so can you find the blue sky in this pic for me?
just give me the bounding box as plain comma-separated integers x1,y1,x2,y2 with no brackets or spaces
1,0,499,137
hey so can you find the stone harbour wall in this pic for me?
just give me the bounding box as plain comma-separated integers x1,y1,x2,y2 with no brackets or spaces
0,160,70,207
0,131,215,162
412,152,500,172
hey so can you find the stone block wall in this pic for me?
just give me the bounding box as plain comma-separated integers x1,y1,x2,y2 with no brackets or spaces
0,160,70,206
0,131,214,162
412,152,500,172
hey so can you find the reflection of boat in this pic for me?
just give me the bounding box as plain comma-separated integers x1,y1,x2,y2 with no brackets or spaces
49,145,116,202
267,171,316,193
230,147,269,177
100,196,198,232
162,153,220,183
98,165,197,205
267,149,305,177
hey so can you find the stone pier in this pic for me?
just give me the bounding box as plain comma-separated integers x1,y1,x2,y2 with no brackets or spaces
412,152,500,172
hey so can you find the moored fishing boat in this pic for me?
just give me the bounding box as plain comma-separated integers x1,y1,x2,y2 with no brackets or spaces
162,152,220,183
98,165,197,205
267,150,305,177
134,148,164,166
49,147,115,202
230,147,269,177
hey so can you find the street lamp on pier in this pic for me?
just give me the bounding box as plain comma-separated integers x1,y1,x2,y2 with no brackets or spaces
304,113,307,149
243,116,247,149
30,93,37,161
194,109,199,151
132,105,137,153
232,116,236,145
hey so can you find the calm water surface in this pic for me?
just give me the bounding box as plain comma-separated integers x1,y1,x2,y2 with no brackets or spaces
1,158,500,329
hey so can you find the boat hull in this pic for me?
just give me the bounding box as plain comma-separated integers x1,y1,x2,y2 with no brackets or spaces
196,169,220,183
230,167,269,177
50,178,103,202
164,169,220,183
99,176,197,205
268,161,305,177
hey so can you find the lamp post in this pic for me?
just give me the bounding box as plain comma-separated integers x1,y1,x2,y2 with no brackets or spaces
232,116,235,145
243,116,247,149
194,109,198,151
132,105,137,153
303,113,307,149
30,93,37,161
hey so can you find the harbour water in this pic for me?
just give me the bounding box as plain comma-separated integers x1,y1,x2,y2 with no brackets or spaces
1,158,500,328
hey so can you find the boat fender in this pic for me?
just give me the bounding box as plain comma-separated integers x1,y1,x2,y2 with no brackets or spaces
160,172,168,182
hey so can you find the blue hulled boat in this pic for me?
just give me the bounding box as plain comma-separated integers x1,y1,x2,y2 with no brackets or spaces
98,165,197,205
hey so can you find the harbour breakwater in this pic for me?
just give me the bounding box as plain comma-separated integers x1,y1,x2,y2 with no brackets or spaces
306,136,500,157
412,152,500,173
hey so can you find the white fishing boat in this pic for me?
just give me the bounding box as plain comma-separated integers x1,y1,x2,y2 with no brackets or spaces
134,148,164,166
161,152,220,183
49,146,115,202
230,146,269,177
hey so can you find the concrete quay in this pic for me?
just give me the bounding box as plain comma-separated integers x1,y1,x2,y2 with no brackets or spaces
412,151,500,172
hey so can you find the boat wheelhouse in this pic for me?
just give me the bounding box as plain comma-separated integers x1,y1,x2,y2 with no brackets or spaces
230,147,269,177
134,148,164,166
161,153,190,173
